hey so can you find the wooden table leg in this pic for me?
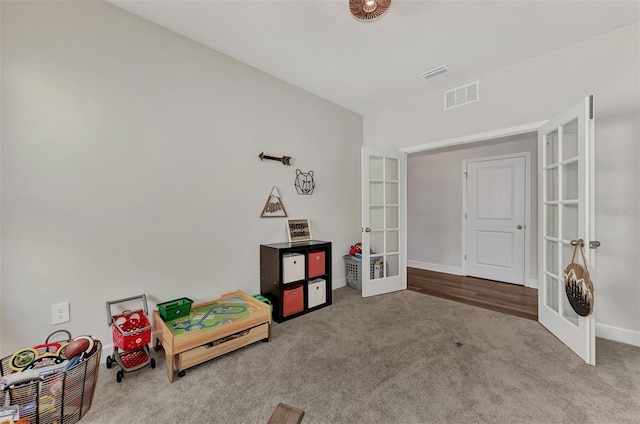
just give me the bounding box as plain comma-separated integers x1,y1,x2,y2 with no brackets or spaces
165,349,175,383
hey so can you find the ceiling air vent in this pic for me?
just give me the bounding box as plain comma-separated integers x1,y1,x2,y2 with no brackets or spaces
444,81,479,110
419,65,449,81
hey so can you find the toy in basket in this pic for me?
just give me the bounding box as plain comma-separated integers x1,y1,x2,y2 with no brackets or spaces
105,294,156,383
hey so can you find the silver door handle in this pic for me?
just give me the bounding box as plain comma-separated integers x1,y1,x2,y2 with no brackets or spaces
571,239,601,249
517,225,523,229
363,227,371,233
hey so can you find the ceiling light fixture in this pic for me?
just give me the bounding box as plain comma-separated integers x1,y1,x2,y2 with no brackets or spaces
349,0,391,21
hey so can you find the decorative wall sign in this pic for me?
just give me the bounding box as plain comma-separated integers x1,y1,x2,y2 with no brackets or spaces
287,219,312,242
259,152,292,166
261,186,287,218
294,169,315,195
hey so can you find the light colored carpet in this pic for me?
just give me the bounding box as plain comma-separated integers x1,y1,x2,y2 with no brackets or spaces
83,287,640,423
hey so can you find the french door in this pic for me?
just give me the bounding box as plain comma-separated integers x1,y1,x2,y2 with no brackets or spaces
538,96,596,365
360,147,407,297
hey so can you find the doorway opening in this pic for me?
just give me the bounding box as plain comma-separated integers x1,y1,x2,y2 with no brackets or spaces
406,129,539,292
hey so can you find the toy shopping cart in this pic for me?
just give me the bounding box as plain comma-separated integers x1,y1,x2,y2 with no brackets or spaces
106,294,156,383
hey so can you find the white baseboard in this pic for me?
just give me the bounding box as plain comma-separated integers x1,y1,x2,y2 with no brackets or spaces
101,342,114,364
407,260,463,276
596,322,640,347
526,278,538,289
332,276,347,289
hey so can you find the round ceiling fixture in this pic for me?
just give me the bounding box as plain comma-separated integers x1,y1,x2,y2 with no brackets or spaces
349,0,391,21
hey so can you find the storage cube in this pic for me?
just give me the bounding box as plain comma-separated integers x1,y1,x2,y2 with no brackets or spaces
308,250,326,278
283,284,304,317
307,278,326,308
282,253,305,283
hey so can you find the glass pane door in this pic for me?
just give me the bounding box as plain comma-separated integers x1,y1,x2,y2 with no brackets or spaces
538,96,595,365
361,147,406,297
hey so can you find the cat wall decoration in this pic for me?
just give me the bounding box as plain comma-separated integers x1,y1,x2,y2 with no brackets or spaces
294,169,315,195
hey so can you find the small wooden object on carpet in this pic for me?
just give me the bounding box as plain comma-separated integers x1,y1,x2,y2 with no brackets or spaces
267,403,305,424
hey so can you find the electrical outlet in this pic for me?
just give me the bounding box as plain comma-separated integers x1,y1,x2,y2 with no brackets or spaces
51,302,70,325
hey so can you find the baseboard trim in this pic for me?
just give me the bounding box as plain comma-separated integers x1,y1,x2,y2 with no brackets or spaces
332,276,347,289
596,322,640,347
407,260,463,276
526,278,538,289
101,342,114,364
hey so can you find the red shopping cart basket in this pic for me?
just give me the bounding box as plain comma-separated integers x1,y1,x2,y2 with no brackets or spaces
112,310,151,351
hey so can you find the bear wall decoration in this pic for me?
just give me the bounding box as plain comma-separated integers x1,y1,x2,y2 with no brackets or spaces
294,169,315,195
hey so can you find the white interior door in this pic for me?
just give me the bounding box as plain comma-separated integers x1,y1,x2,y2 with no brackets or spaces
465,155,527,285
361,147,407,297
538,96,596,365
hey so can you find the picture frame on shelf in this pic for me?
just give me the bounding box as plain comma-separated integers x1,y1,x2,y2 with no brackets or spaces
287,219,312,242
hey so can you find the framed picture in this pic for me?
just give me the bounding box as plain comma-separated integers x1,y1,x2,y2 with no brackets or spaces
287,219,312,242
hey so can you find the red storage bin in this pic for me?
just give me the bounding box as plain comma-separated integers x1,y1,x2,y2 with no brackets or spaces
308,250,326,278
283,284,304,317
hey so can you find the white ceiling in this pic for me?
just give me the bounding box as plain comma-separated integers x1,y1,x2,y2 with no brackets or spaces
110,0,640,115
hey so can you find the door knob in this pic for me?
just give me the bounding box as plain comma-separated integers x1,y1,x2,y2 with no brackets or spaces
517,225,523,229
364,227,371,233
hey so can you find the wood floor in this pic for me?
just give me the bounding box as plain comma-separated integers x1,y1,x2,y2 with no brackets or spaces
407,267,538,320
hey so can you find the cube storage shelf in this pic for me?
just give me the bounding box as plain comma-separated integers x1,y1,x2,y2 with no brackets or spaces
260,240,332,323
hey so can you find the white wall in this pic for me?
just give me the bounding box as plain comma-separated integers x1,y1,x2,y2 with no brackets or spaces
366,23,640,346
408,133,538,285
0,1,362,356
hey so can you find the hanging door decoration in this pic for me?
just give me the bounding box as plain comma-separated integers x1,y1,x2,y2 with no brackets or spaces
261,186,287,218
563,240,595,317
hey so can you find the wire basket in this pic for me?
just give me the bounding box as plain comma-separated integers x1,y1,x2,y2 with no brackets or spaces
0,341,101,424
112,310,151,351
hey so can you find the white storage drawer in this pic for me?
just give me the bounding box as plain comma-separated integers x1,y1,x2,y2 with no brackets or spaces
307,278,327,308
282,253,305,283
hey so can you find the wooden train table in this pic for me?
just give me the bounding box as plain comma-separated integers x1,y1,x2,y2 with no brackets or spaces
152,290,271,382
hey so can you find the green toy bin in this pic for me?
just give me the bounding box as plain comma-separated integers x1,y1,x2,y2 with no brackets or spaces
157,297,193,321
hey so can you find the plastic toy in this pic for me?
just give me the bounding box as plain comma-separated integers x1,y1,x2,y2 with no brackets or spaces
8,342,66,373
106,294,156,383
349,242,362,256
64,335,98,360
